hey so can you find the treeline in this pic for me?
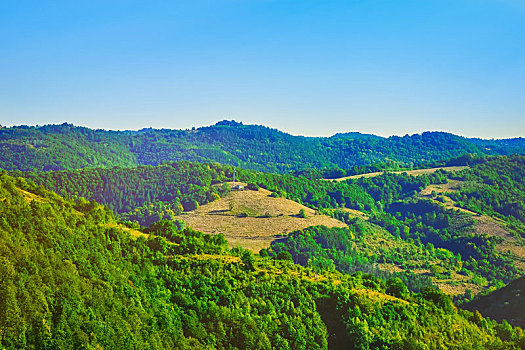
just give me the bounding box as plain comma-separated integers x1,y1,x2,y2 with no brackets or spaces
12,162,379,225
11,162,234,226
1,171,525,349
349,170,448,204
0,123,137,171
11,156,525,292
237,169,377,211
295,161,406,180
2,122,524,173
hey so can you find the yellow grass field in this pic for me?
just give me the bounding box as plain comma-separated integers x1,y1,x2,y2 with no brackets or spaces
176,185,346,252
329,166,469,181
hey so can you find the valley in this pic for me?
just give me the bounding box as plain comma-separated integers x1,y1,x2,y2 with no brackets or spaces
4,0,525,347
1,123,525,349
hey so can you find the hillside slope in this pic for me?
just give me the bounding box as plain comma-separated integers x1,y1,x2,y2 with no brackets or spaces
11,156,525,298
1,170,525,349
177,184,347,251
464,276,525,328
2,122,524,172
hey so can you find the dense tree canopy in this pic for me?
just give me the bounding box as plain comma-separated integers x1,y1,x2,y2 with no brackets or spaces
2,122,524,173
1,171,524,349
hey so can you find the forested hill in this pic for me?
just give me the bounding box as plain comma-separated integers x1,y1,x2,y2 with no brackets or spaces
1,122,524,172
11,155,525,298
1,170,525,349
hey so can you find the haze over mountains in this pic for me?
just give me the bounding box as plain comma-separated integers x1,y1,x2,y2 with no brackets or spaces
1,121,524,173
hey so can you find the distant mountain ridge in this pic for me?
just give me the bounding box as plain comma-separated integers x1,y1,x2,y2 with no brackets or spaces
1,121,524,172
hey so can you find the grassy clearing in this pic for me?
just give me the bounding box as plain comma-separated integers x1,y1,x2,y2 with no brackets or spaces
176,185,346,252
104,223,149,239
329,166,469,182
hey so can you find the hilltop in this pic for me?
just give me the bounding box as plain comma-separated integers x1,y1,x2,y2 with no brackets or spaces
177,183,346,251
1,121,524,172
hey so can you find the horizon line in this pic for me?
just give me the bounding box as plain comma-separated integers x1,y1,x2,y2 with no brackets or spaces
1,120,523,140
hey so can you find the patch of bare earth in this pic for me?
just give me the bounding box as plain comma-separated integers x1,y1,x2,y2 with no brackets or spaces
176,186,346,252
435,280,483,296
419,179,463,196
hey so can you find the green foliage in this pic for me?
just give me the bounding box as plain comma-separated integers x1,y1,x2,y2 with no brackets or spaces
246,183,259,191
2,123,524,173
351,170,448,204
12,161,232,226
419,287,455,313
259,248,269,258
0,171,524,349
241,251,255,271
386,278,409,299
448,155,525,233
277,251,293,262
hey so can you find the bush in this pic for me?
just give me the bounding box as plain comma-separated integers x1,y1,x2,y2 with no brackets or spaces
247,183,259,191
386,277,409,299
259,249,269,258
241,251,255,271
277,251,293,262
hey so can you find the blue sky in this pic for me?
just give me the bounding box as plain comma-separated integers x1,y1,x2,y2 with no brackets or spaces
1,0,524,138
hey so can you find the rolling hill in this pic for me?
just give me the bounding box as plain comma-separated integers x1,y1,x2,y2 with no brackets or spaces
1,170,525,349
10,155,525,299
1,121,524,173
177,183,347,251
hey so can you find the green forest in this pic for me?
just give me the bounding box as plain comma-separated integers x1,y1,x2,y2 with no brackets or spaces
2,122,525,349
14,155,525,296
2,122,525,173
1,171,525,349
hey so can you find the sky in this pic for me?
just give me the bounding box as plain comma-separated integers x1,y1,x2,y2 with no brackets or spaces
1,0,524,138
